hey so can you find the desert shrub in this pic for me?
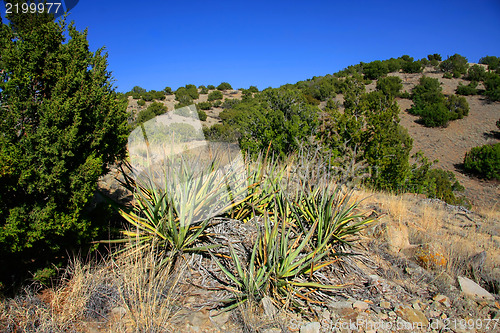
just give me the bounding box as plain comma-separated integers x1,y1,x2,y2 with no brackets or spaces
137,99,146,106
207,84,216,90
419,103,450,127
163,86,173,95
376,76,403,97
131,86,147,94
197,109,207,121
362,60,389,80
427,54,442,61
212,100,222,107
203,123,239,142
484,72,500,101
248,85,259,93
420,58,429,66
217,82,232,91
136,109,156,124
0,13,129,288
208,90,223,101
464,143,500,180
456,82,478,96
222,98,241,109
385,58,403,72
465,64,486,81
400,55,413,62
304,94,321,105
479,55,500,71
440,54,469,78
442,72,453,79
197,101,212,110
199,85,208,94
465,143,500,179
400,91,411,99
424,169,465,205
174,87,194,105
402,60,423,73
147,101,167,116
445,95,469,120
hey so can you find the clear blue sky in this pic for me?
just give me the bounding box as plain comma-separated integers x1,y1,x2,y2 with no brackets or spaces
3,0,500,92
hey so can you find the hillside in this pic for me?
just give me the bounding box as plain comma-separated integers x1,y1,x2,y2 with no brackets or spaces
3,58,500,333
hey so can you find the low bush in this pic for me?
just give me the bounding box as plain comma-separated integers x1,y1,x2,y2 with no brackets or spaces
464,143,500,180
137,99,146,106
456,82,478,96
197,101,212,110
208,90,223,101
465,64,487,82
376,76,403,97
217,82,232,91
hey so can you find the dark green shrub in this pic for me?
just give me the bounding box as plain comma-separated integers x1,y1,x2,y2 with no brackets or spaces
197,101,212,110
484,72,500,101
304,94,321,105
464,143,500,180
362,60,389,80
137,99,146,106
442,72,453,79
164,86,173,95
0,14,128,287
175,87,194,105
402,60,423,73
213,100,223,107
147,101,167,116
465,64,486,81
440,54,469,78
136,108,155,123
419,103,450,127
217,82,232,91
208,90,223,101
131,86,147,94
401,55,413,62
456,82,478,96
445,95,469,120
199,85,208,94
376,76,403,97
385,58,403,72
207,84,216,90
248,85,259,93
400,91,411,99
427,54,442,61
479,56,500,71
203,123,238,142
424,169,465,205
197,109,207,121
222,98,241,109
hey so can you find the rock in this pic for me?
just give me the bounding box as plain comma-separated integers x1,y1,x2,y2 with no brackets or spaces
110,306,127,319
209,310,230,326
380,300,391,309
414,243,447,268
300,321,320,333
187,310,210,327
429,310,441,318
353,300,370,311
433,294,451,307
378,312,389,320
261,296,278,320
327,300,352,310
458,276,495,301
395,305,429,326
386,222,410,253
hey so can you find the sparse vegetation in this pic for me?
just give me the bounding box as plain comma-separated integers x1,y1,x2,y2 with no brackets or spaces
464,143,500,180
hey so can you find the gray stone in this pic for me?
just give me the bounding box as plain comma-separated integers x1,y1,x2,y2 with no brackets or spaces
458,276,495,301
353,300,370,311
300,321,321,333
328,300,352,310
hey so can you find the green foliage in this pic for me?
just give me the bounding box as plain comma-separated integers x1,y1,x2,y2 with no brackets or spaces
197,109,207,121
222,98,241,109
442,72,453,79
423,169,465,205
136,109,156,124
456,81,478,96
217,82,233,91
197,101,212,110
376,76,403,97
248,85,259,93
465,64,486,81
203,123,239,142
0,14,128,285
199,85,208,94
409,76,469,127
479,56,500,71
212,100,223,107
402,60,423,73
208,90,223,101
207,84,216,90
131,86,147,94
464,143,500,180
362,60,389,80
137,99,146,106
163,86,173,95
147,101,167,116
427,54,442,61
440,54,469,78
484,72,500,101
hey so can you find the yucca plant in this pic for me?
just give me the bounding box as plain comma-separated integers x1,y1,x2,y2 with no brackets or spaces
212,196,342,312
291,185,374,249
116,151,249,259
